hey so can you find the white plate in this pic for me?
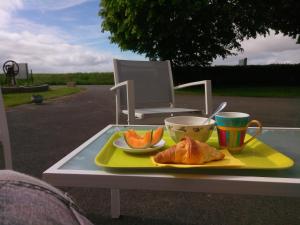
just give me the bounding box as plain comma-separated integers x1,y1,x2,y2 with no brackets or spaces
113,137,165,154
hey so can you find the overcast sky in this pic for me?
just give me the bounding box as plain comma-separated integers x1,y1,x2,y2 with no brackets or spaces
0,0,299,73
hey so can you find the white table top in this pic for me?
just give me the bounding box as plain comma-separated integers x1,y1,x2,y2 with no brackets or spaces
43,125,300,197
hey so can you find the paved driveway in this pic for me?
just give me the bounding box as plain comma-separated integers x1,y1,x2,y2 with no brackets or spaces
5,85,300,225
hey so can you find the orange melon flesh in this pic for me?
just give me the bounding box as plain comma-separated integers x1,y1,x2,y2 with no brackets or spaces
126,129,141,139
124,130,152,149
151,127,164,145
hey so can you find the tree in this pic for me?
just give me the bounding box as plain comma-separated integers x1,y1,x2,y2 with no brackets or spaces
100,0,300,66
266,1,300,42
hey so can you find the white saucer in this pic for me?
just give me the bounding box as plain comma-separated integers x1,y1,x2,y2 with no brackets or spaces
113,137,165,154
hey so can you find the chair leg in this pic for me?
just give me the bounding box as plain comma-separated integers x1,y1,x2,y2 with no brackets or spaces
115,93,120,125
204,80,213,115
116,110,120,125
2,135,13,169
110,188,120,218
126,80,135,125
0,90,13,169
127,115,135,125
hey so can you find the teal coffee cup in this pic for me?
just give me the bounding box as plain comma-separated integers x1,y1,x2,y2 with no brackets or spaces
215,112,262,153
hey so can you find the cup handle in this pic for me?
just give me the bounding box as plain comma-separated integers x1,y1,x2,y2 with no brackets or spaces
243,120,263,146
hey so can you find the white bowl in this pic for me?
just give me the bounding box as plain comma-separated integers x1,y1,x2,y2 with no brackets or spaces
164,116,215,143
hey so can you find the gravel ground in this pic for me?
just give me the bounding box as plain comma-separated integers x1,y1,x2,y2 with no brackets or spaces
4,85,300,225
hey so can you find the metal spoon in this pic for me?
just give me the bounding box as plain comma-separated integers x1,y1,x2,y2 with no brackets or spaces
202,101,227,125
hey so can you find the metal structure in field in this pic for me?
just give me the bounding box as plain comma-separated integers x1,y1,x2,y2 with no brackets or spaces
2,60,19,86
17,63,30,80
2,60,32,86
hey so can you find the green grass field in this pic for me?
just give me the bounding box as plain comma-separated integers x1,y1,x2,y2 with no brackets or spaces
1,72,300,98
3,87,82,107
32,72,113,85
0,72,113,86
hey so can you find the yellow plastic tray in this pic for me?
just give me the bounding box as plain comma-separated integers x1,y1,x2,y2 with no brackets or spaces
94,131,294,170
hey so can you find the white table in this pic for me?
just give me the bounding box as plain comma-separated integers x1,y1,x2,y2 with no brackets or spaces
43,125,300,218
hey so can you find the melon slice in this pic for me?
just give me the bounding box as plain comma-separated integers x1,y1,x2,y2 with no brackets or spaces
126,129,140,139
151,127,164,145
124,130,152,149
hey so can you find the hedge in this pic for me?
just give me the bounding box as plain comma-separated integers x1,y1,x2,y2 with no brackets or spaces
173,64,300,86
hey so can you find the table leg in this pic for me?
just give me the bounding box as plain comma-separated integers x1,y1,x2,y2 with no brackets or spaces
110,188,120,218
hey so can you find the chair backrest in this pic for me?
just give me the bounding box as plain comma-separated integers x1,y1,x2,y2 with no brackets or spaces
113,59,175,108
0,89,12,169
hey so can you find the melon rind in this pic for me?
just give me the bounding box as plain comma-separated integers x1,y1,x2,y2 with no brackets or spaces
151,127,164,145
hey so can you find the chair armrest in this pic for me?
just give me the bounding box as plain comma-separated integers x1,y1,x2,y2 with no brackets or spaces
110,81,129,91
173,80,208,90
110,80,135,124
174,80,212,115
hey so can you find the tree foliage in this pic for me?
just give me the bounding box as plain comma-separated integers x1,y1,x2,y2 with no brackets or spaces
100,0,300,66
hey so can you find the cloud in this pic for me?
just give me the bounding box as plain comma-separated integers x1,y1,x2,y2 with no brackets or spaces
0,0,117,73
23,0,93,11
0,30,114,73
213,32,300,65
0,0,23,27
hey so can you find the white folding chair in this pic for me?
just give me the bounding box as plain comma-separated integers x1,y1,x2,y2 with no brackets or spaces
111,59,213,125
0,89,13,169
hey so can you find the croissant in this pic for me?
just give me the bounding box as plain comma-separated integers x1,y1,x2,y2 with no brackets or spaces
154,136,225,165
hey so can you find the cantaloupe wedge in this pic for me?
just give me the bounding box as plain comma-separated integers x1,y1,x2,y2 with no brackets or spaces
151,127,164,145
123,127,164,149
124,130,152,149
